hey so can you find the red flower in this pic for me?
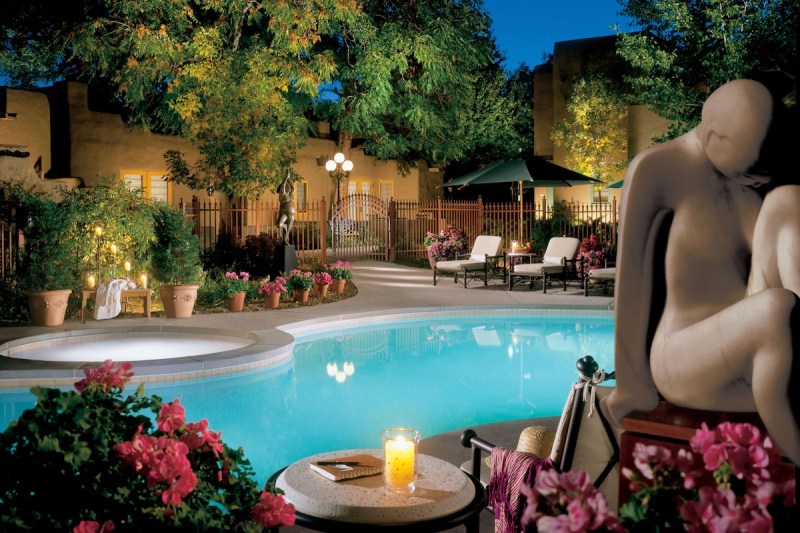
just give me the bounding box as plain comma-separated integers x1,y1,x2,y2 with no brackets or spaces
157,399,186,433
251,492,295,528
75,360,134,393
73,520,114,533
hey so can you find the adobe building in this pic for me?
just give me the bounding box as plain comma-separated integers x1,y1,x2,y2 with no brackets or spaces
533,35,671,207
0,81,440,207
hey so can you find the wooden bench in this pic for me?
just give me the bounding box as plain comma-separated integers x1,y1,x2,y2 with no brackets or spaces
80,289,152,323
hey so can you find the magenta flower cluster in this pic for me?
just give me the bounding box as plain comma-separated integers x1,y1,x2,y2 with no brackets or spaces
424,225,468,263
327,260,353,280
75,359,134,393
286,268,314,290
258,275,287,295
313,271,332,285
522,469,624,532
222,271,251,296
576,235,614,276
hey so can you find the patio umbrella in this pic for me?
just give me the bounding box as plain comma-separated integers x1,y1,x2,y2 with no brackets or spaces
445,156,602,240
608,179,624,189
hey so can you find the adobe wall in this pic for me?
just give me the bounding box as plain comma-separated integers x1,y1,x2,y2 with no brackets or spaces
0,89,51,176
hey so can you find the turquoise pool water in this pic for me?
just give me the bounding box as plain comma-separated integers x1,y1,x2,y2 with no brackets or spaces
0,312,614,484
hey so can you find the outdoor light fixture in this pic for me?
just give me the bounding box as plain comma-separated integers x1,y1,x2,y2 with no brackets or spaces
325,152,353,203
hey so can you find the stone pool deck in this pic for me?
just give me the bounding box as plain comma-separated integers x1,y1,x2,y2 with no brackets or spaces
0,260,614,532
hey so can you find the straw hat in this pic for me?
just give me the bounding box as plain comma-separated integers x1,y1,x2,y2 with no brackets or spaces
484,425,556,467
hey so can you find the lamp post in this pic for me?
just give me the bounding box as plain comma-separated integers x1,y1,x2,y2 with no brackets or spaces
325,152,353,204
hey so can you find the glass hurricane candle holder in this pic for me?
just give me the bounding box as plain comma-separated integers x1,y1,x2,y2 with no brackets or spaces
381,428,421,495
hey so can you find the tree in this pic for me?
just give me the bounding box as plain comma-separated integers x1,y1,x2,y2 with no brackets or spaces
2,1,359,198
313,0,495,171
551,75,628,184
617,0,798,140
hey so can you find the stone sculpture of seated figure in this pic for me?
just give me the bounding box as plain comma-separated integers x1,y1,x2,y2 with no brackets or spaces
603,79,800,465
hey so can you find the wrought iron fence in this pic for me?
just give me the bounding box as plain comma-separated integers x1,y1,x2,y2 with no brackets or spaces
0,219,21,277
182,195,618,263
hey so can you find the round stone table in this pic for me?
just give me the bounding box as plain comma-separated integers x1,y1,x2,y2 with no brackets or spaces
271,448,485,532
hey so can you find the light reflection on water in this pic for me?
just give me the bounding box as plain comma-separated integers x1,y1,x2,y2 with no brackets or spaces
0,313,614,484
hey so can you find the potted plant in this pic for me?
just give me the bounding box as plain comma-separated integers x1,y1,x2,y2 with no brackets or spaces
16,192,77,326
327,260,352,293
285,269,313,302
312,271,332,298
150,202,203,318
257,276,287,309
222,271,250,312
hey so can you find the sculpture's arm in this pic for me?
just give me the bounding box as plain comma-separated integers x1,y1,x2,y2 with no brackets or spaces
604,152,673,423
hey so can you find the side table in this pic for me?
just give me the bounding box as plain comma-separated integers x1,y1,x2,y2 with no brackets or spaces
270,449,486,532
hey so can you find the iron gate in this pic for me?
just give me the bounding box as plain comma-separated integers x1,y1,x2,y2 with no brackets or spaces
330,194,390,261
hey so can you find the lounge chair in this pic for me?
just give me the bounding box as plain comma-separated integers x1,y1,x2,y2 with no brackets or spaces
433,235,503,288
507,237,581,293
461,356,620,514
584,265,616,296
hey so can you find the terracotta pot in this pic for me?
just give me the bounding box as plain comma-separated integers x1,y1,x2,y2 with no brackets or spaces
265,292,281,309
226,291,246,312
293,289,310,303
313,283,329,298
26,290,72,326
159,285,199,318
331,278,347,293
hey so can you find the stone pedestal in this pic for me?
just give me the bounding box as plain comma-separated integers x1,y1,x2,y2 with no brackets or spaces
273,244,297,279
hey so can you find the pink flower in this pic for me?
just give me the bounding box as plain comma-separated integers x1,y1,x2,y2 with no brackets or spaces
313,271,332,285
73,520,114,533
180,419,224,457
75,360,134,393
157,399,186,433
251,492,295,528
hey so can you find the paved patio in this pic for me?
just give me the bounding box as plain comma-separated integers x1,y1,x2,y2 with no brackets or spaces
0,260,614,531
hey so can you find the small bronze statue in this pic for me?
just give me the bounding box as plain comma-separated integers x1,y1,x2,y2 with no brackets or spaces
277,171,296,244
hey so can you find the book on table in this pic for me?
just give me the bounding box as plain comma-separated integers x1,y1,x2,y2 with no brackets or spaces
308,453,383,481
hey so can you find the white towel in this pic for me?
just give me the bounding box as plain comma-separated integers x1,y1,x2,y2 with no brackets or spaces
94,278,137,320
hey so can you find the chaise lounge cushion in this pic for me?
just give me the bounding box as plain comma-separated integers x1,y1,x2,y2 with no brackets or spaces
435,235,502,273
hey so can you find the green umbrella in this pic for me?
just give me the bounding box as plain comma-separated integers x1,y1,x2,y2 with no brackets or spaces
608,179,624,189
443,160,505,188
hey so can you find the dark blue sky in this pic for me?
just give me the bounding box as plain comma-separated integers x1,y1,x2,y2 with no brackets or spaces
484,0,635,70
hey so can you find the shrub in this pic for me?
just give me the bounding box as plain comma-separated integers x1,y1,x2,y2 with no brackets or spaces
150,202,203,285
0,360,294,531
242,232,283,278
424,225,469,263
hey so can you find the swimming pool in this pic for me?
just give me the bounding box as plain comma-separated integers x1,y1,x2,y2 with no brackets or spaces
0,311,614,484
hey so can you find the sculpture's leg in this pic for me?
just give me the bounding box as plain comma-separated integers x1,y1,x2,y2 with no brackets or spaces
749,185,800,296
650,288,800,464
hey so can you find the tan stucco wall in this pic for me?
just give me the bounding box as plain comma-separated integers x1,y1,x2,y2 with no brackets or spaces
3,82,432,206
0,89,51,176
627,104,671,156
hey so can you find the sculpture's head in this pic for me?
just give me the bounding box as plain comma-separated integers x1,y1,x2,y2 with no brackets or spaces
698,79,773,187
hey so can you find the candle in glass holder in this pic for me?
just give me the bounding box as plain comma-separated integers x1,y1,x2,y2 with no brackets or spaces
110,244,117,255
87,274,96,289
139,273,148,289
511,241,518,253
381,428,421,494
124,261,131,273
94,226,103,238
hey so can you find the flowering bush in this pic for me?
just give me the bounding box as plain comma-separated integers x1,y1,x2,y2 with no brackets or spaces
258,276,287,296
577,235,616,276
0,360,295,531
327,260,353,280
522,422,794,532
620,421,795,532
285,269,313,291
424,225,469,263
313,271,332,286
221,271,251,297
521,469,624,532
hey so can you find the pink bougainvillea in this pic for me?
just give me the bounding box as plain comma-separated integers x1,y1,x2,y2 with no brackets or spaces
73,520,115,533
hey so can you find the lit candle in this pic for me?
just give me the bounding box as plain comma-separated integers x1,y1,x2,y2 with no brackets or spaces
94,226,103,238
511,241,518,253
139,273,148,289
124,261,131,273
384,436,415,488
87,274,96,289
110,244,117,255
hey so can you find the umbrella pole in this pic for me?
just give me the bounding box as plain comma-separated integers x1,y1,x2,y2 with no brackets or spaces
519,181,523,243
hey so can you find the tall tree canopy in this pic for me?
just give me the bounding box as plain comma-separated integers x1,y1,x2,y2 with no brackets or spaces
617,0,797,140
2,0,533,196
